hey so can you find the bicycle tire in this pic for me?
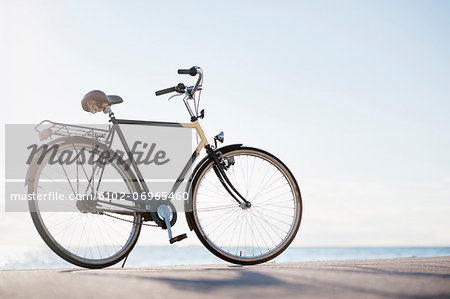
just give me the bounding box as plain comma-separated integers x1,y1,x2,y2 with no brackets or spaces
190,146,302,265
28,137,143,269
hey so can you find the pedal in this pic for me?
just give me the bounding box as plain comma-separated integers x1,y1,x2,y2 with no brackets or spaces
156,204,187,244
170,233,187,244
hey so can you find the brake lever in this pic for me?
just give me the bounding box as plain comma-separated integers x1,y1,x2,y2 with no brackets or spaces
168,93,182,101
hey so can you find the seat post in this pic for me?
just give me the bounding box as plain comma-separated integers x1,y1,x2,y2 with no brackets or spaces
105,106,116,122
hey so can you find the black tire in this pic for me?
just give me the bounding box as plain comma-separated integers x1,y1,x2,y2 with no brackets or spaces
28,138,142,269
190,147,302,265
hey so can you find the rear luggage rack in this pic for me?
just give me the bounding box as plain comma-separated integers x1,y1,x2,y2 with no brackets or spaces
34,120,112,146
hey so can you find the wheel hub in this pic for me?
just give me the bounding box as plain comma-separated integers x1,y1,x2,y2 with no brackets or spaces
240,201,252,209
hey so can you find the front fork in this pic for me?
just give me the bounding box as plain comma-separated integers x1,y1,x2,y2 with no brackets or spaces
205,145,251,208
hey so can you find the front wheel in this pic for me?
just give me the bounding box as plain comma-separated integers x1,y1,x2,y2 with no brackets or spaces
191,147,302,265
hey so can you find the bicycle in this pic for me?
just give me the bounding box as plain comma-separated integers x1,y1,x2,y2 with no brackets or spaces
26,66,302,268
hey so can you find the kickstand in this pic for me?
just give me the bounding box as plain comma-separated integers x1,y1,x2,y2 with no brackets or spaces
121,254,129,268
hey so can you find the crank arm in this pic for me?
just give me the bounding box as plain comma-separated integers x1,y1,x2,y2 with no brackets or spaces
156,204,187,244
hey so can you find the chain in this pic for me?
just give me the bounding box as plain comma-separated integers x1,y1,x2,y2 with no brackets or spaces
103,212,159,227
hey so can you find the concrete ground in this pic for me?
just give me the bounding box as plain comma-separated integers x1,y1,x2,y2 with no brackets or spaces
1,256,449,298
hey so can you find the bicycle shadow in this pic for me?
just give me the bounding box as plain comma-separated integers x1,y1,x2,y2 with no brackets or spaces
59,261,450,297
145,268,283,291
65,266,298,292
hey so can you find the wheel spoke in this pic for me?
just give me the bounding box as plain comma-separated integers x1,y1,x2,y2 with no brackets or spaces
193,148,301,263
30,141,141,268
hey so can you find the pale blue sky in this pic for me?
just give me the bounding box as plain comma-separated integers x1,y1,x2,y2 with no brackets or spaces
1,0,449,246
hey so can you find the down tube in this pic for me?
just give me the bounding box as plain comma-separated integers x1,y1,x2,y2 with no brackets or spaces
169,151,198,195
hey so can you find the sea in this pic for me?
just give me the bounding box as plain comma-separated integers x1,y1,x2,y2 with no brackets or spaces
1,246,449,270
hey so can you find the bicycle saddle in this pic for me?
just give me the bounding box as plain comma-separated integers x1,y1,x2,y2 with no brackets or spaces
81,90,123,113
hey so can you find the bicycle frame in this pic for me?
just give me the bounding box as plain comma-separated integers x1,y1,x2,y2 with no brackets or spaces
96,96,249,215
31,69,249,218
108,117,208,198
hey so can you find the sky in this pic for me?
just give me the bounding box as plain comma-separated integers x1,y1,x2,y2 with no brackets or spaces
1,0,449,247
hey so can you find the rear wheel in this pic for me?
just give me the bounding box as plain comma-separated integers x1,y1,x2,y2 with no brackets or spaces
28,139,142,269
191,147,302,265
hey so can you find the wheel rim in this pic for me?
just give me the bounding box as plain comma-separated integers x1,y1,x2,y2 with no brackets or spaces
193,149,300,262
29,142,141,266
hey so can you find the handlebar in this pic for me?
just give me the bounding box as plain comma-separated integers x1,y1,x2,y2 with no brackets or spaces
155,66,204,121
155,86,177,96
155,67,202,97
177,67,197,76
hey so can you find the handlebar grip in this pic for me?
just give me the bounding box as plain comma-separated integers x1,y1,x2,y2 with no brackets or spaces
177,66,197,76
155,86,176,96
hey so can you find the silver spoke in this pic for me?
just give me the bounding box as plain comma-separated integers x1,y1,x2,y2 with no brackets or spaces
193,148,301,263
29,141,141,268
